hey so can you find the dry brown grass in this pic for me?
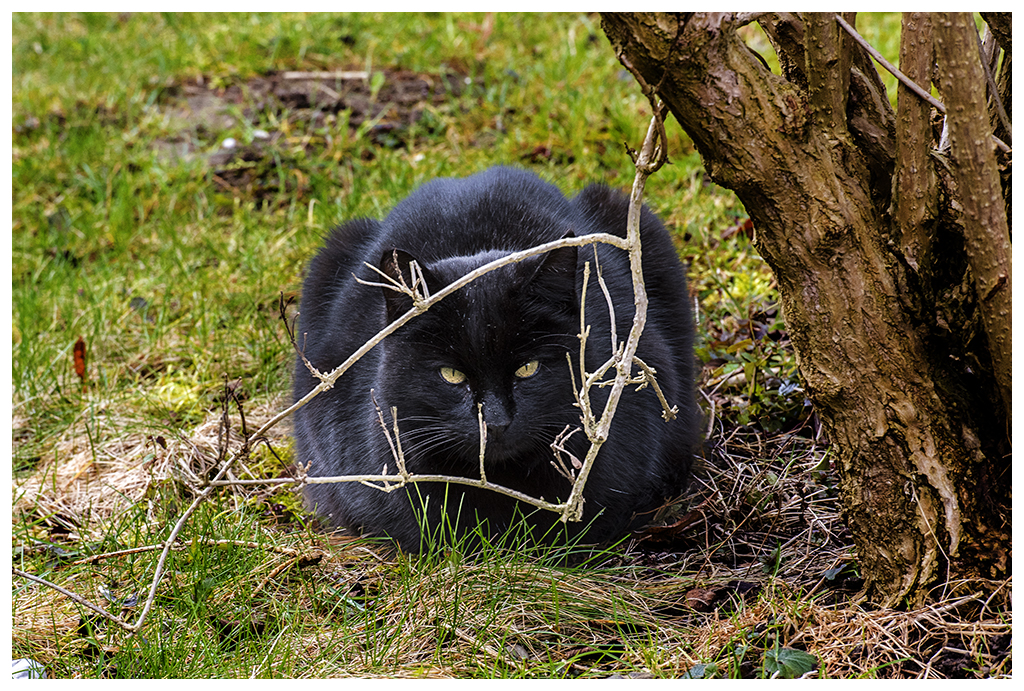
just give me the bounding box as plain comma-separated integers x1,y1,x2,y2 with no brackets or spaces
11,394,1011,678
13,393,290,536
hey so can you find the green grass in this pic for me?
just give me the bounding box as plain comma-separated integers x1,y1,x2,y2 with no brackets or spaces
12,11,767,485
15,12,1004,680
12,12,742,471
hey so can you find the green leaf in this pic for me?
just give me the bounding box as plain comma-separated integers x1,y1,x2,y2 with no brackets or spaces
762,647,818,678
369,70,386,100
823,565,847,580
681,663,716,679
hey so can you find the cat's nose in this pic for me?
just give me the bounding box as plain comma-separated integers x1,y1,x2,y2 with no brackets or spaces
486,423,510,442
480,393,512,439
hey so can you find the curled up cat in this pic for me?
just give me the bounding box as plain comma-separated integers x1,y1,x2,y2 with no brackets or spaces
293,166,701,552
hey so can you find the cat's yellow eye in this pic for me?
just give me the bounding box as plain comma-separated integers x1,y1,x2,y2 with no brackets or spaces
440,367,467,385
515,360,540,379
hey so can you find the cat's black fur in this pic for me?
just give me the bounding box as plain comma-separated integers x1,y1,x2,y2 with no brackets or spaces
293,167,700,551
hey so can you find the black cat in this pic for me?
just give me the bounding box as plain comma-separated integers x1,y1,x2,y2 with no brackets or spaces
293,166,700,551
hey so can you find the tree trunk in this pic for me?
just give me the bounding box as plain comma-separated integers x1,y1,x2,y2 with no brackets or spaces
600,12,1011,606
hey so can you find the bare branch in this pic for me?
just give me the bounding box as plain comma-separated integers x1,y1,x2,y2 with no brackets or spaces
591,244,618,353
550,425,583,483
369,390,402,481
560,103,668,523
355,251,431,305
251,232,629,443
69,539,306,566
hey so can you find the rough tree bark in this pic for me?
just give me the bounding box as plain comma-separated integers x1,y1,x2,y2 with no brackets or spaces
600,12,1011,606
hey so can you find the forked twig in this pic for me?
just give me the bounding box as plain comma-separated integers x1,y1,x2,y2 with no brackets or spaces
550,425,584,483
634,356,679,421
253,231,630,444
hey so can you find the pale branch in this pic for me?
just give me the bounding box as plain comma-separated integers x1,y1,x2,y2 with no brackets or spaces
307,472,568,512
199,471,569,513
550,425,584,483
591,244,618,352
834,13,1010,154
128,448,243,634
355,250,432,305
68,539,305,566
370,390,403,481
22,536,327,632
390,406,408,476
575,261,596,433
353,389,576,507
584,352,622,391
407,253,432,300
328,383,570,511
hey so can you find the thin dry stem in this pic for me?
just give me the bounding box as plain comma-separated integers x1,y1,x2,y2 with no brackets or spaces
256,232,628,442
633,356,679,421
591,244,619,352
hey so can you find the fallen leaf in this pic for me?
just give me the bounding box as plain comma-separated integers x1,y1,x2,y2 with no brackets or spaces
684,586,722,611
721,216,755,240
73,336,87,386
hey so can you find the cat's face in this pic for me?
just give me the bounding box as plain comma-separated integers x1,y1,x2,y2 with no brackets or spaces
376,246,579,474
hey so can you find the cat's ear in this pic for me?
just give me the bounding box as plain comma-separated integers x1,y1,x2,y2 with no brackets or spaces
379,248,436,323
528,232,578,314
